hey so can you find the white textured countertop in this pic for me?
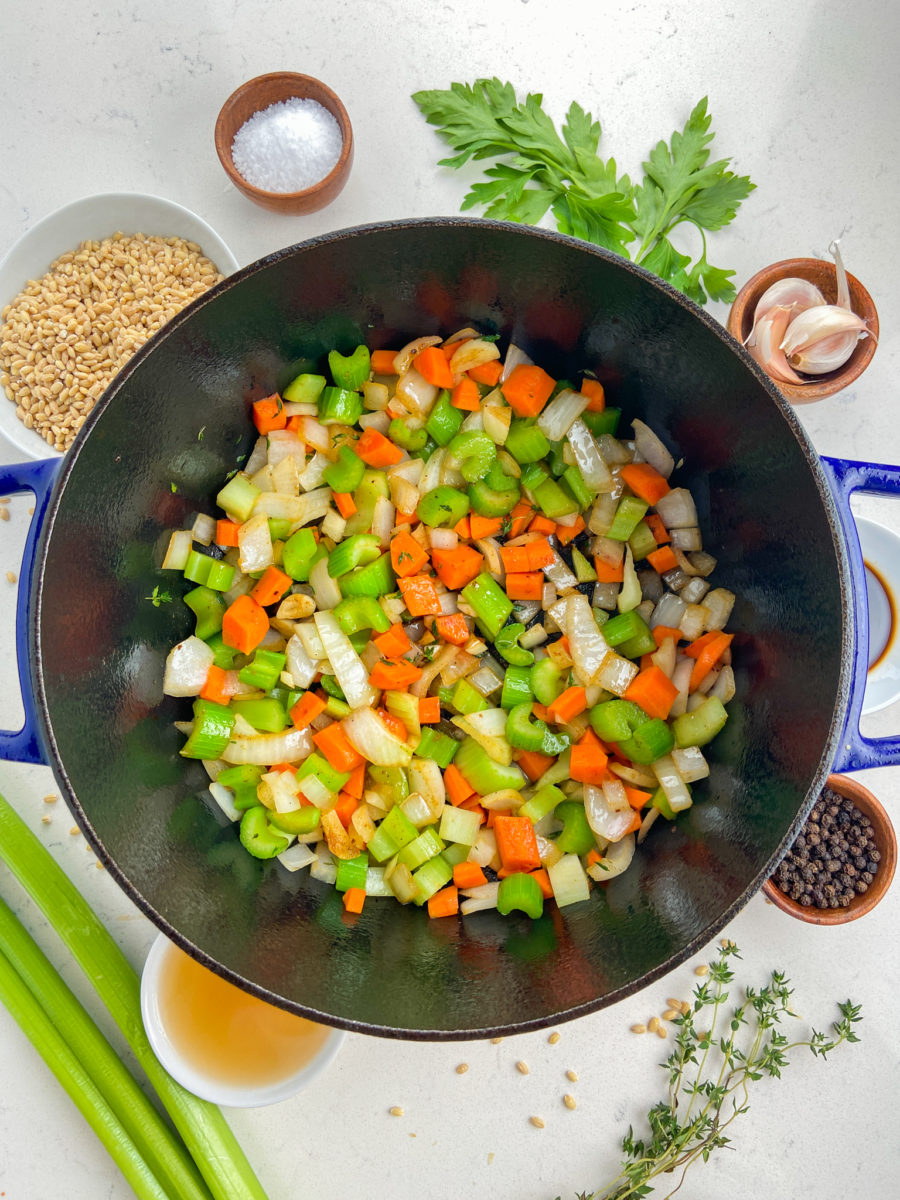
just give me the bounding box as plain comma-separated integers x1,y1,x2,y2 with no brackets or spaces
1,2,899,1197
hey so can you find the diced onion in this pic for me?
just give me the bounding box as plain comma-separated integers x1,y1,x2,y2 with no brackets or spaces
278,843,317,872
595,651,639,697
482,404,512,445
237,513,274,574
704,588,736,631
163,636,214,697
253,487,331,525
671,746,710,783
300,418,331,453
537,388,590,441
655,488,698,529
409,759,445,823
652,754,693,812
297,453,331,492
244,437,269,474
395,367,438,417
161,529,193,570
651,591,687,630
363,380,390,411
314,610,378,709
320,508,346,543
266,430,305,467
342,708,413,766
584,783,637,842
310,556,342,612
566,419,613,492
586,832,635,881
632,419,675,478
222,728,314,765
448,338,500,375
208,782,241,823
358,410,390,434
499,342,532,382
566,594,611,686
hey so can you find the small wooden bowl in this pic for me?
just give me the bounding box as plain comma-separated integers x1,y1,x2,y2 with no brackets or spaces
763,774,896,924
214,73,353,215
727,258,878,402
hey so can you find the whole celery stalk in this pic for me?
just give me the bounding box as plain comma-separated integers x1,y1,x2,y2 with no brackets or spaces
0,792,269,1200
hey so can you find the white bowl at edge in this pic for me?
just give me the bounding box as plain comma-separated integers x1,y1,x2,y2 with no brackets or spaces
0,192,240,461
140,931,345,1108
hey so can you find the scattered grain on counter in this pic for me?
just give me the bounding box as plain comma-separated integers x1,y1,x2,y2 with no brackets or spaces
515,1060,530,1075
630,1023,647,1035
69,826,80,836
667,997,689,1014
40,815,52,825
529,1116,545,1129
662,1008,680,1022
0,508,8,521
490,1036,503,1044
5,571,17,584
695,964,709,977
95,861,104,870
565,1069,578,1083
647,1016,661,1033
389,1106,404,1118
547,1031,560,1045
455,1063,469,1075
656,1024,668,1039
43,794,57,804
0,233,223,452
563,1094,577,1110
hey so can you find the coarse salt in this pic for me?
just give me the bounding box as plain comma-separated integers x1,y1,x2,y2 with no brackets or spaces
232,98,342,194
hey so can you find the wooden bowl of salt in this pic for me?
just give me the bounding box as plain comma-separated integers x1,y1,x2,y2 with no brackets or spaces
215,72,353,214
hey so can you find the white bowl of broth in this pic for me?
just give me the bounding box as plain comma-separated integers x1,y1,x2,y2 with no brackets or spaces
140,932,345,1107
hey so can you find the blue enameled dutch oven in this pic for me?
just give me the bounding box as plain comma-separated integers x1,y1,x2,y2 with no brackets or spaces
1,219,898,1039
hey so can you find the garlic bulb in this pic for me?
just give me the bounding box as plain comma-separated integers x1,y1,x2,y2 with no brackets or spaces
745,241,874,383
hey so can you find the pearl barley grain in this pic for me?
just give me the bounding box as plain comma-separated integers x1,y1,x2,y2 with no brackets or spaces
232,98,342,193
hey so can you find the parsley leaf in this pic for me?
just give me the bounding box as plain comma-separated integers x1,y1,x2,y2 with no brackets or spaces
413,82,754,305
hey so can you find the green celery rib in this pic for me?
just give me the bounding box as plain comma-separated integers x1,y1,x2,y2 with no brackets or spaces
0,792,268,1200
0,895,212,1200
0,944,171,1200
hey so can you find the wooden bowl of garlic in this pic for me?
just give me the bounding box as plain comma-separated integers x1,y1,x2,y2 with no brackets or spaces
727,248,878,402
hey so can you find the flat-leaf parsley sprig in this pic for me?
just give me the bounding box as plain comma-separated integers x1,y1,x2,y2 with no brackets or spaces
569,942,861,1200
412,80,754,305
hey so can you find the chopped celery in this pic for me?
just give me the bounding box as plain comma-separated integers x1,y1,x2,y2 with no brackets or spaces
368,806,419,863
619,718,676,764
606,496,650,541
230,697,288,733
397,827,445,870
328,533,381,578
554,801,596,854
418,485,470,528
628,519,658,561
268,806,321,835
323,445,366,493
318,385,364,425
571,547,597,584
334,852,369,892
459,572,512,638
582,407,620,437
500,665,534,710
453,737,525,795
563,464,594,509
532,477,578,519
343,470,389,537
425,390,464,445
412,854,454,904
282,527,319,581
439,804,482,846
328,345,370,391
239,807,290,859
672,696,729,748
414,727,458,768
495,623,535,667
448,431,496,482
339,552,396,598
589,699,646,742
183,586,225,640
216,473,259,523
497,873,544,918
505,418,551,464
238,649,286,691
517,783,565,823
547,853,590,908
389,418,428,452
296,753,350,795
506,703,550,752
530,658,565,706
283,372,326,404
334,595,391,635
180,699,234,759
449,677,490,715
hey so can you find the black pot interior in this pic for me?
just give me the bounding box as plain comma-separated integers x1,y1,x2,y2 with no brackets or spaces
33,220,849,1037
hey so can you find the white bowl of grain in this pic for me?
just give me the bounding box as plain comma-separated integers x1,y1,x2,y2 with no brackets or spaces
0,193,240,459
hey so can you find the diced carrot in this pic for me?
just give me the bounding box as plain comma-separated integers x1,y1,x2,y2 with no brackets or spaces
493,814,541,873
376,708,409,740
252,394,286,434
586,848,604,868
523,537,555,569
371,349,398,375
414,345,455,389
531,701,551,722
467,360,502,386
199,664,230,705
368,659,423,689
344,763,367,800
444,763,475,806
313,722,365,772
441,341,460,362
683,630,728,659
418,696,441,724
625,810,643,835
623,665,680,721
431,545,484,590
505,571,543,600
390,531,430,577
453,514,471,539
269,762,297,775
221,594,269,655
450,377,481,411
468,513,504,539
528,513,557,535
647,546,679,575
652,625,684,647
546,686,588,724
623,784,652,810
515,748,554,782
395,511,417,526
249,564,293,608
427,885,459,919
373,623,412,658
645,513,670,544
639,653,655,671
529,868,554,899
500,545,531,573
453,861,487,889
333,491,357,519
285,414,303,433
289,691,327,729
458,796,487,825
580,378,606,412
342,887,366,914
433,613,470,645
555,515,586,546
215,519,241,547
501,364,557,417
620,462,671,506
688,632,733,691
398,574,442,617
355,426,404,467
593,556,625,583
569,727,609,786
333,791,358,828
507,501,535,537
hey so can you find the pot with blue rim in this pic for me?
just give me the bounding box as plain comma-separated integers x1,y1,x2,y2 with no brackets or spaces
1,218,897,1039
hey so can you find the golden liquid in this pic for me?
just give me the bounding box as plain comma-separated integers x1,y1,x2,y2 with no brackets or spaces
158,944,330,1087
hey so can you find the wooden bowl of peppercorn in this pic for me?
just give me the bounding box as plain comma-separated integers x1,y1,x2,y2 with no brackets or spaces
763,774,896,924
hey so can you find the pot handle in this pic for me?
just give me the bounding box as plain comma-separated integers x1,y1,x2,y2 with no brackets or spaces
0,458,60,765
820,454,900,772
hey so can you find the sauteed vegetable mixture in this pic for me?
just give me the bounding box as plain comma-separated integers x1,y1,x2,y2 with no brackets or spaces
161,331,735,920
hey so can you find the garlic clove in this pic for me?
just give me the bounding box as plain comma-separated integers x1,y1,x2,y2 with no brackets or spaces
751,277,826,333
829,239,852,312
787,329,864,375
747,305,806,385
779,304,871,358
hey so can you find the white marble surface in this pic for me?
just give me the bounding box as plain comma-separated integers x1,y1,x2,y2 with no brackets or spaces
1,2,899,1197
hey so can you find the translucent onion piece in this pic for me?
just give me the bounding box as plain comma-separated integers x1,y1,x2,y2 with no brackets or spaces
710,664,736,703
419,446,447,495
654,487,698,530
362,380,390,411
703,588,735,631
584,784,637,842
260,769,303,813
358,410,391,434
393,335,442,377
277,843,317,872
499,342,533,382
609,761,658,788
163,636,214,697
320,508,346,543
637,807,660,843
566,594,611,685
482,403,511,445
587,832,635,881
300,418,330,453
371,495,396,548
190,512,216,545
752,277,825,327
602,776,630,812
671,745,710,783
253,487,331,526
266,430,304,467
295,621,327,663
395,366,439,417
543,549,578,592
401,792,434,828
310,555,342,613
410,643,457,697
429,527,458,551
566,419,613,492
244,436,269,474
222,727,314,765
480,789,524,811
271,455,300,496
632,419,675,478
237,512,274,574
297,451,330,492
409,759,445,823
448,338,501,375
321,809,365,860
652,754,692,812
314,610,377,709
208,782,241,823
594,650,639,697
342,708,412,766
468,829,499,870
536,388,591,442
161,528,192,570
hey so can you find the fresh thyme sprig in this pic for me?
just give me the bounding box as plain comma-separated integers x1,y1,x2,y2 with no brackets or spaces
571,943,861,1200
